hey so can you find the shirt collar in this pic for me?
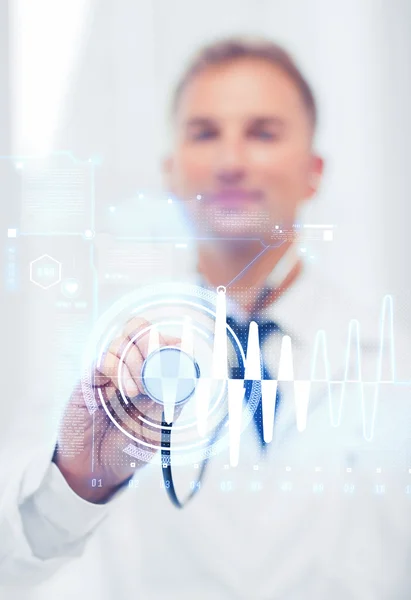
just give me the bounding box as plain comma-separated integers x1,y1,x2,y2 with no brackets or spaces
195,258,320,344
195,254,376,350
259,260,319,347
194,258,388,386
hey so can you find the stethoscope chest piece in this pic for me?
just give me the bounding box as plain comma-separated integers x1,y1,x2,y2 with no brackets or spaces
141,346,200,407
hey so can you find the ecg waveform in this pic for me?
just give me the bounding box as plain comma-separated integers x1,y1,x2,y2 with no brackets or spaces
135,290,408,467
215,291,402,466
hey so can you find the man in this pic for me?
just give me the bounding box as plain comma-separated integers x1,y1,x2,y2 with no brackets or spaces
1,37,411,599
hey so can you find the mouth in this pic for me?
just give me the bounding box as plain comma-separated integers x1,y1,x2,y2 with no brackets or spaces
205,189,263,207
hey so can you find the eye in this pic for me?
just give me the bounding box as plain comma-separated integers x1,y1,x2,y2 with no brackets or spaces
248,129,279,141
191,129,218,141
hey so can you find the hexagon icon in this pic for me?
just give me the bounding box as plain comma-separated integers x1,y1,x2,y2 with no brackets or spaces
30,254,62,289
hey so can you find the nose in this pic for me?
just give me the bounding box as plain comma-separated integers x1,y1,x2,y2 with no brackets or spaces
214,137,247,185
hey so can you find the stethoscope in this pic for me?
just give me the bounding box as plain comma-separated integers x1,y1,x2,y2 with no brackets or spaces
141,346,227,508
140,242,301,508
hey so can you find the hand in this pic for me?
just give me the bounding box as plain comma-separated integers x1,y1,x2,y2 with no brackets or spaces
53,317,180,503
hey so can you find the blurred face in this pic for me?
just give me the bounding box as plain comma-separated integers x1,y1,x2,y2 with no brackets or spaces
164,58,323,241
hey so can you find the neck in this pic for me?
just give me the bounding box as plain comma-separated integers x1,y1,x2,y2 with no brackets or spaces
197,237,302,314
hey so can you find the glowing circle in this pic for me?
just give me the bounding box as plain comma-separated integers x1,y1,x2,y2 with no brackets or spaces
80,282,260,466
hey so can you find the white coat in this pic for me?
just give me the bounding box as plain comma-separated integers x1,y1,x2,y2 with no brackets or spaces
1,263,411,600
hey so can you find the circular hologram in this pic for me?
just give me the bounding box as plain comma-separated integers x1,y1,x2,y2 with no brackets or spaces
81,282,259,466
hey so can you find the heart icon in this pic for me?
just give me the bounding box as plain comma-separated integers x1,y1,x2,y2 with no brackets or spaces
62,279,80,297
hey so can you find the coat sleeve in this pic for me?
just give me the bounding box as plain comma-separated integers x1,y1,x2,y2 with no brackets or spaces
0,456,110,585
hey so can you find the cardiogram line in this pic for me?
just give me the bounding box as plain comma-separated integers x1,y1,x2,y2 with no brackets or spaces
308,295,397,441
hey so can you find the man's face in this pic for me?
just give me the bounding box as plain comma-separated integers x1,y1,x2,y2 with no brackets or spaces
164,58,323,241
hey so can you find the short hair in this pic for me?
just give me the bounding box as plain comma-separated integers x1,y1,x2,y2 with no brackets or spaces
171,36,317,131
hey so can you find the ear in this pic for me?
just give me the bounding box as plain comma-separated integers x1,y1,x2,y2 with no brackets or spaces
306,154,325,200
162,155,175,193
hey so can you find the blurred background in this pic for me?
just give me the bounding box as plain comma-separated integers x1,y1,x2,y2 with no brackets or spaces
2,0,411,460
5,0,411,303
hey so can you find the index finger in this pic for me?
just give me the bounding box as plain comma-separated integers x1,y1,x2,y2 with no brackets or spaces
122,317,180,360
